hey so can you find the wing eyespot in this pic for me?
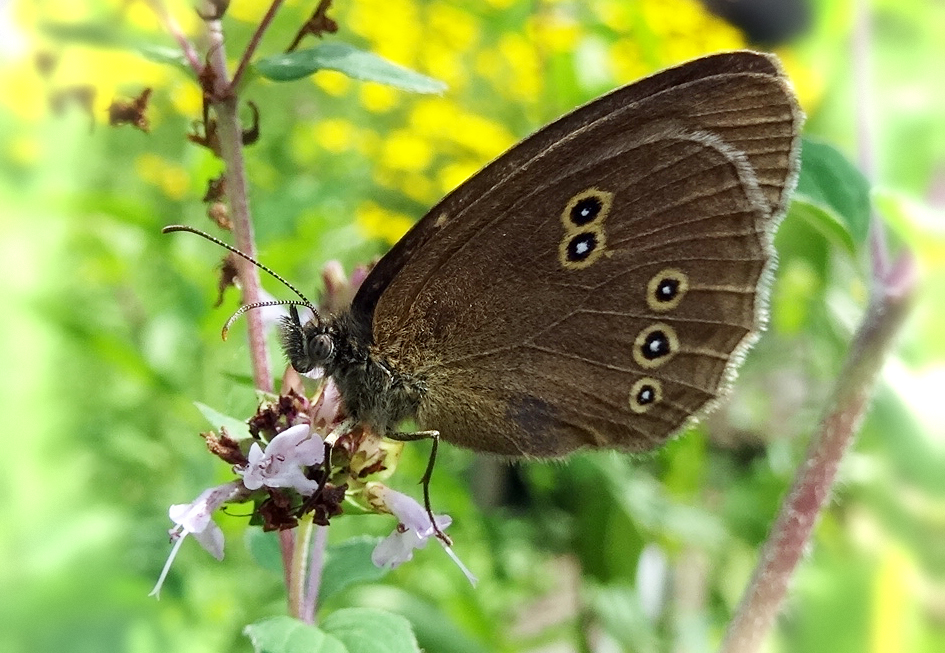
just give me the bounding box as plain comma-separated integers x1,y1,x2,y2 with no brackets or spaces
646,269,689,312
632,323,678,369
629,377,663,414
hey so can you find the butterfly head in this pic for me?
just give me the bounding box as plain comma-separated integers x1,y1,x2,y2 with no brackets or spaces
280,304,337,373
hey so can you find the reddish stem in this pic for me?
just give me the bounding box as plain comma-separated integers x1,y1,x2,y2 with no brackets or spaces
230,0,287,94
205,18,274,394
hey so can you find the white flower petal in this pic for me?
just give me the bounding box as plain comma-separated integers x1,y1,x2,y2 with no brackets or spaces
381,487,451,536
372,529,426,568
194,521,225,560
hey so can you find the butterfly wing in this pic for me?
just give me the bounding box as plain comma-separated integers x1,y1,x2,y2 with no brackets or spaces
352,51,803,456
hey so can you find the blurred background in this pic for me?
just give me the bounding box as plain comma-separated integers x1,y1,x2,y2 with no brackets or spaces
1,0,943,651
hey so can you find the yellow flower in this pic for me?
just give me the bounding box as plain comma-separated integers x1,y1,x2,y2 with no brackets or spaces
527,12,580,54
497,33,541,102
380,129,434,173
356,201,415,245
315,71,351,97
359,84,399,113
313,118,358,155
437,161,482,195
134,153,190,200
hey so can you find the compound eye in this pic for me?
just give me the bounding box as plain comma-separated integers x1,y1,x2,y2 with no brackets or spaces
308,333,334,365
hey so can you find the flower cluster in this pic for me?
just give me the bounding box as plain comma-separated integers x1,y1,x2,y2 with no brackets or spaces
152,262,474,598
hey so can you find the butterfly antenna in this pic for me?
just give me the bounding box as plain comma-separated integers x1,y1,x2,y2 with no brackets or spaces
221,299,313,340
162,223,319,315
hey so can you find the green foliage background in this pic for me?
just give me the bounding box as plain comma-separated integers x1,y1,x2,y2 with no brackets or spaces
1,0,944,651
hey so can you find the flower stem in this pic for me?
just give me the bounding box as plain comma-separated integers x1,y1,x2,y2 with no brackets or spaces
205,16,273,393
302,525,328,623
145,0,203,77
230,0,287,94
719,251,914,652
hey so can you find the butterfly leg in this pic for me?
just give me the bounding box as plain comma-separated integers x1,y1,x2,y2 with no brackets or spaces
388,429,451,546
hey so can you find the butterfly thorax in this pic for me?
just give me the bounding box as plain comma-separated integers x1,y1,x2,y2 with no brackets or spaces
278,308,424,435
328,311,426,435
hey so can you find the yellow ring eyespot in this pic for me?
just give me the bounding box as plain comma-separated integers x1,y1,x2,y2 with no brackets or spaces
632,323,679,369
561,188,613,229
629,377,663,414
559,228,606,270
646,268,689,312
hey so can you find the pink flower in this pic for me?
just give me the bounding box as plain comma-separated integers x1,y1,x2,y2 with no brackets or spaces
369,485,477,586
150,480,244,598
237,423,324,494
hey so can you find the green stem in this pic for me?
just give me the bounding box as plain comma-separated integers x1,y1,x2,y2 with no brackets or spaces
289,514,315,619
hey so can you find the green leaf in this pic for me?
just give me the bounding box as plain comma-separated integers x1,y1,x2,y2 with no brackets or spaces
320,536,388,602
39,21,191,74
321,608,421,653
793,138,872,253
255,42,447,94
194,401,252,440
788,198,858,255
245,616,347,653
136,44,191,72
39,21,125,48
246,528,285,574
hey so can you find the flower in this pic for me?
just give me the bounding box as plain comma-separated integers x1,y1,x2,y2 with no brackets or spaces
369,485,477,586
237,423,324,495
149,480,244,598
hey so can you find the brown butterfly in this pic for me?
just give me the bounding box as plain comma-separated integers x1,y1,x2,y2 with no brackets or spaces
276,50,802,458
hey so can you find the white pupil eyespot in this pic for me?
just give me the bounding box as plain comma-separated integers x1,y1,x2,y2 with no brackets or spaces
648,340,661,352
575,241,589,254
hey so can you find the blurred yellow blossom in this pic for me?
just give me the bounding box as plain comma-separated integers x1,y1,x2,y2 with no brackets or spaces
420,41,466,91
497,33,541,102
312,118,358,155
355,201,414,245
609,40,651,84
437,161,482,195
134,152,189,200
870,545,920,653
359,84,399,113
168,81,202,118
776,49,825,116
380,129,434,173
527,12,581,54
373,168,438,205
428,4,478,53
227,1,272,24
315,71,351,97
348,0,421,68
448,112,516,160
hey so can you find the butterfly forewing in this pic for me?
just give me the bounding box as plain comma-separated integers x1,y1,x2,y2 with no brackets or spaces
350,51,802,457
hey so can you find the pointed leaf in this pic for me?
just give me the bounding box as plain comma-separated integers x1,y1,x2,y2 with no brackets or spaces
246,527,284,574
320,608,421,653
794,138,872,253
194,401,252,440
320,536,389,602
245,617,347,653
255,42,446,94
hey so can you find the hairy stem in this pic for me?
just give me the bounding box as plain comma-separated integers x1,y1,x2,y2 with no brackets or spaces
301,525,328,623
289,516,315,619
205,17,274,393
146,0,203,76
